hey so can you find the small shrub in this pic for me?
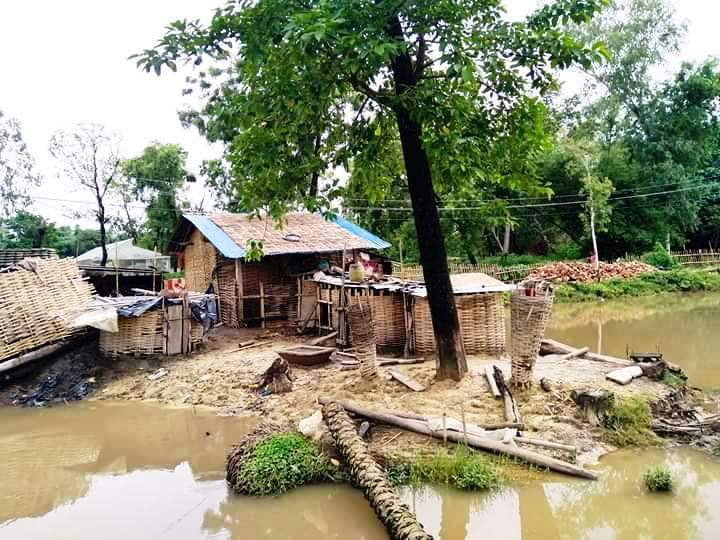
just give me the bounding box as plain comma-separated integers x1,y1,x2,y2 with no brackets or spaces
642,243,678,270
386,447,500,491
661,370,686,388
550,242,583,261
643,465,673,492
603,397,657,447
236,433,334,496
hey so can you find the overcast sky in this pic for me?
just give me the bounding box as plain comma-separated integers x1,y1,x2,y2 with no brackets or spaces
1,0,718,226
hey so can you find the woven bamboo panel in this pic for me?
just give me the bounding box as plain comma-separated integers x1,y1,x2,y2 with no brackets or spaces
184,229,216,292
368,294,406,350
217,261,239,327
0,258,95,363
348,299,377,378
190,320,205,348
456,293,505,355
0,248,57,268
412,292,506,356
510,289,554,387
99,310,164,358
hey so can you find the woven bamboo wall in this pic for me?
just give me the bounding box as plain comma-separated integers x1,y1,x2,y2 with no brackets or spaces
0,258,95,363
217,260,239,327
368,294,406,351
99,310,164,358
412,292,506,356
183,229,217,292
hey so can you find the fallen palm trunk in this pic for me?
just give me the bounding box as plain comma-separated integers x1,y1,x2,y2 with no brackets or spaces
318,397,597,480
322,401,433,540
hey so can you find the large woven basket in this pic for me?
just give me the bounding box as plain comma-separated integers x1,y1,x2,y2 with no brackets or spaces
510,285,554,388
347,300,377,379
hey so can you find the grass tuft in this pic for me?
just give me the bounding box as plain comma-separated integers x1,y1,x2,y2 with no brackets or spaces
643,465,673,492
603,396,658,447
661,370,686,388
236,433,336,496
386,446,501,491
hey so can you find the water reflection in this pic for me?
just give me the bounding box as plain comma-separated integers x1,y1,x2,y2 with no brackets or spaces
547,292,720,389
2,402,719,539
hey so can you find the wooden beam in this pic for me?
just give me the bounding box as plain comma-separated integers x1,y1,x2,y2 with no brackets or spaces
317,398,597,480
388,369,425,392
484,365,501,398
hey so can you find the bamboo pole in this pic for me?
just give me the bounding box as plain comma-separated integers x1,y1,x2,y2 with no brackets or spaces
318,397,596,480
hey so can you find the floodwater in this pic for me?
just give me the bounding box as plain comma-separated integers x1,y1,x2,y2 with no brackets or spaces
2,401,720,539
547,292,720,389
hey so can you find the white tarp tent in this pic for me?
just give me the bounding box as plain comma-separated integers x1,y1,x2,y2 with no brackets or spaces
75,239,171,271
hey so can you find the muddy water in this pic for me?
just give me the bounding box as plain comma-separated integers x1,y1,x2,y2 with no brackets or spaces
547,292,720,389
2,402,720,539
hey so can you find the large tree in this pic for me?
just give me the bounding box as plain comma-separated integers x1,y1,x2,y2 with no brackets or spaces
49,123,122,266
0,109,39,218
137,0,607,380
122,143,190,251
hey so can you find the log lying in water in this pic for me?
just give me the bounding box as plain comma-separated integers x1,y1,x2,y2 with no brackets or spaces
322,401,433,540
318,397,597,480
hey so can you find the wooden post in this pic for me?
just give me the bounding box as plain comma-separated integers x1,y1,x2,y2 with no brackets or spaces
114,241,120,296
259,281,265,328
234,259,244,324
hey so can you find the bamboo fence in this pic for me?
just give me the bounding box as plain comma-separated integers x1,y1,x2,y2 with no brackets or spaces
670,249,720,267
393,261,545,283
0,258,95,363
367,294,406,351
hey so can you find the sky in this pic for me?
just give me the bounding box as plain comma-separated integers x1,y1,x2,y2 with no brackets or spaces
1,0,718,226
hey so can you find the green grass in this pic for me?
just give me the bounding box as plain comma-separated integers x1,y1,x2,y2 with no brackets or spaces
385,446,501,491
555,268,720,303
603,396,658,447
236,433,337,496
661,370,687,388
643,465,673,492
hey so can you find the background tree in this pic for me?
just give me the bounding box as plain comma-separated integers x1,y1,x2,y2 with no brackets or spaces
137,0,608,380
122,143,190,251
49,123,122,266
0,109,39,218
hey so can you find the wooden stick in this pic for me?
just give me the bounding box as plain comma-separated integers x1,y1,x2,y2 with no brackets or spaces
259,281,265,329
485,365,501,398
514,436,577,453
376,357,423,367
318,397,597,480
388,369,425,392
560,346,589,360
310,331,337,346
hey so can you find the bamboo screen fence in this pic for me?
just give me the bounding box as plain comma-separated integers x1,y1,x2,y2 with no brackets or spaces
393,262,544,283
367,294,406,351
0,258,95,363
412,292,506,356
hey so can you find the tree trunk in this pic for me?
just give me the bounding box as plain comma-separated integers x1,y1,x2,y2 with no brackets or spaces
386,16,466,381
322,402,433,540
502,223,511,254
98,201,108,267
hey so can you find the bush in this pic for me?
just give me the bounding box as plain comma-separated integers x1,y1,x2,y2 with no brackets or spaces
603,397,657,447
643,465,673,492
642,243,678,270
386,446,500,491
236,433,335,496
550,242,583,261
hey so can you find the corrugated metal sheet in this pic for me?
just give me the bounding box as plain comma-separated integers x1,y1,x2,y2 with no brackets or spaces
184,214,245,259
333,215,392,249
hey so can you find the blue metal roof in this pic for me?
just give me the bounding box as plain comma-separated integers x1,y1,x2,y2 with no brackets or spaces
333,215,392,249
183,214,246,258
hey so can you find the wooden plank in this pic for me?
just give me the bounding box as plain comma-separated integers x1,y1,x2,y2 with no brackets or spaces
388,369,425,392
166,304,184,355
606,365,643,385
560,346,589,360
376,357,423,367
484,365,501,398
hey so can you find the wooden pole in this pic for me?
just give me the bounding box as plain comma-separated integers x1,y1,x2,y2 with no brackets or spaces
318,397,597,480
259,281,265,329
234,259,244,324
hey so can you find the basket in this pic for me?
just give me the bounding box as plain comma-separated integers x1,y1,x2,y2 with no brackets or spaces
347,299,377,379
510,284,554,388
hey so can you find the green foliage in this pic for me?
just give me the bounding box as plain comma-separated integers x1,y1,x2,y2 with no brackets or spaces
603,396,657,447
386,447,500,491
642,243,678,270
122,143,189,251
244,239,264,263
555,269,720,302
643,465,673,492
661,370,686,388
0,109,39,217
236,433,335,496
550,242,583,260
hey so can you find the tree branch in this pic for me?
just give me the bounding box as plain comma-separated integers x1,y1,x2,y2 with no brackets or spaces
414,34,426,79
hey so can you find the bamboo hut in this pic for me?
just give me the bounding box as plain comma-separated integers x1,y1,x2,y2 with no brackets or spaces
168,213,391,329
98,294,216,358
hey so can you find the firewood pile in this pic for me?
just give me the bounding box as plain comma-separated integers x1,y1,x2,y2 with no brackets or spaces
529,261,655,283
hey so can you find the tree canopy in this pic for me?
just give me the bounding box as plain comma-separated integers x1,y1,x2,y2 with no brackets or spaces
0,109,38,218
